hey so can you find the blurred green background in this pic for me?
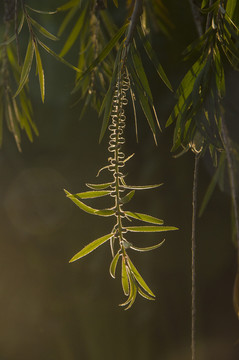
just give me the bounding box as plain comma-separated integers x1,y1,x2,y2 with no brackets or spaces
0,1,239,359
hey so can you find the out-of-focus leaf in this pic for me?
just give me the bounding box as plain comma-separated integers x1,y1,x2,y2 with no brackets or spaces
74,190,111,199
34,42,45,103
26,5,57,14
110,251,121,278
199,152,226,217
69,233,113,262
126,225,178,232
74,22,128,87
137,25,173,91
58,5,79,36
14,38,34,98
37,39,81,72
130,239,165,252
113,0,118,7
29,17,59,41
127,257,155,297
57,0,79,12
121,190,135,204
125,211,164,224
60,5,87,57
0,15,24,46
130,42,153,103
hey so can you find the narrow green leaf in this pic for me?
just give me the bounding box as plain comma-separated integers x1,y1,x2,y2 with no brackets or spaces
121,257,129,295
125,211,164,225
121,179,163,190
137,25,173,91
34,42,45,103
74,190,111,199
69,233,113,262
86,182,112,190
130,42,153,103
60,6,87,57
138,287,155,301
110,251,121,278
14,38,34,98
127,257,155,297
130,239,165,252
113,0,118,7
37,39,81,72
126,226,178,232
129,63,156,136
26,5,57,14
57,0,79,12
0,14,24,46
74,22,128,85
121,190,135,204
64,189,114,216
29,17,59,41
199,152,226,217
58,5,78,36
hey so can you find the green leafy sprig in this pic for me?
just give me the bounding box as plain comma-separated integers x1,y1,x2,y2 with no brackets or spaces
65,62,178,309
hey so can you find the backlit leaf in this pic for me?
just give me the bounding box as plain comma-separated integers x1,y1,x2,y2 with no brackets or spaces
69,233,113,262
121,190,135,204
110,251,121,278
130,239,166,252
126,226,178,232
125,211,164,225
14,38,34,98
29,17,59,41
86,182,112,190
127,257,155,297
74,190,111,199
121,257,129,295
34,42,45,103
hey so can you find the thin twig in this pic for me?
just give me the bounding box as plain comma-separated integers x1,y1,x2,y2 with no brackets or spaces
125,0,143,47
221,116,239,262
191,153,200,360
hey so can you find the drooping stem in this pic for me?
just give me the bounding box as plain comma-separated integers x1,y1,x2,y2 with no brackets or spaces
191,153,200,360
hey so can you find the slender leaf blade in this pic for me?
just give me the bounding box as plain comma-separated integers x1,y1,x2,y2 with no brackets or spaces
127,257,155,297
126,226,178,232
125,211,164,225
34,42,45,103
69,233,113,262
74,190,111,199
130,239,165,252
14,38,34,98
110,251,121,278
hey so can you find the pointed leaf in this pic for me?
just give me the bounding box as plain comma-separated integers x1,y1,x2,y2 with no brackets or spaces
125,211,164,225
121,190,135,204
34,42,45,103
137,25,173,91
121,257,129,295
126,226,178,232
74,22,128,86
14,38,34,98
86,182,112,190
38,39,81,72
130,239,165,252
74,190,111,199
64,189,114,216
127,257,155,297
110,251,121,278
29,17,58,40
26,5,57,14
69,233,113,262
138,287,155,301
60,6,87,57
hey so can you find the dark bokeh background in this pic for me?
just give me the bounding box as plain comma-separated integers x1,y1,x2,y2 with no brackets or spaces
1,1,239,359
